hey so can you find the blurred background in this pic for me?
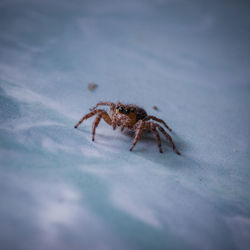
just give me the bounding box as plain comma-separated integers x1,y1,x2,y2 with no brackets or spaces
0,0,250,249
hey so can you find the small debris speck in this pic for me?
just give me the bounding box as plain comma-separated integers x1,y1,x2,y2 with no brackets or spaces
88,82,98,91
152,105,159,111
233,148,238,152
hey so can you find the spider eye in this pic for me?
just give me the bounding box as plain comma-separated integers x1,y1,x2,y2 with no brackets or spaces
119,107,124,113
125,109,130,114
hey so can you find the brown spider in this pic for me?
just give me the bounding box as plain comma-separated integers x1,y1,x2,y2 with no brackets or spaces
74,101,180,154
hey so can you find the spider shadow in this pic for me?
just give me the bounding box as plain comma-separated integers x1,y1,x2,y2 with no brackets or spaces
125,129,190,169
75,125,130,152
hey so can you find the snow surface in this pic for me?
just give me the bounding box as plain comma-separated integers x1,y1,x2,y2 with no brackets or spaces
0,0,250,249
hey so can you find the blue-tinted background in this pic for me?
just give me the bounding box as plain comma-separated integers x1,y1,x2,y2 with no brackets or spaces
0,0,250,249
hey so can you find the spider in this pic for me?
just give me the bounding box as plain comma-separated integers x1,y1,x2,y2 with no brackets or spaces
74,101,180,154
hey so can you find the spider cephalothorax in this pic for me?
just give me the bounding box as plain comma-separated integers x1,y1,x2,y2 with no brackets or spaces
74,101,180,154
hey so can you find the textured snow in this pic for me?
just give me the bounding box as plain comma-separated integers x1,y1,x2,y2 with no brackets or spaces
0,0,250,250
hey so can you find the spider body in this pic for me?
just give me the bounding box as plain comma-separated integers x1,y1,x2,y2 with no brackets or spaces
74,101,180,154
115,104,147,128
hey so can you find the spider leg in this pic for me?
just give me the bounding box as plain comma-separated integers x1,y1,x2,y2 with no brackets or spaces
120,118,130,132
92,111,112,141
152,126,163,153
75,109,100,128
112,115,118,130
74,109,111,128
90,102,115,111
155,123,180,155
92,113,102,141
130,120,144,151
144,116,172,132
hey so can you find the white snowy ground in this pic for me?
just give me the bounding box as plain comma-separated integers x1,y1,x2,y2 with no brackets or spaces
0,0,250,249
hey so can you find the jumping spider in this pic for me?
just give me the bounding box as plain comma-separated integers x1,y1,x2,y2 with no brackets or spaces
74,101,180,154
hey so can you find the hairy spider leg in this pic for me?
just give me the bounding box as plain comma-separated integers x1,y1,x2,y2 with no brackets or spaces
144,115,172,132
129,120,144,151
92,111,112,141
74,110,99,128
92,113,102,141
129,121,164,153
120,117,131,132
152,126,163,153
112,115,116,130
89,101,117,127
74,109,111,129
129,120,180,154
90,101,116,111
155,123,180,155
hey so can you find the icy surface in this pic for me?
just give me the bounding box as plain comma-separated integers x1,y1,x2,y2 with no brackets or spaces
0,0,250,249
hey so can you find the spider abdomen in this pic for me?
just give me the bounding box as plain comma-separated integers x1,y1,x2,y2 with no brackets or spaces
127,105,147,122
